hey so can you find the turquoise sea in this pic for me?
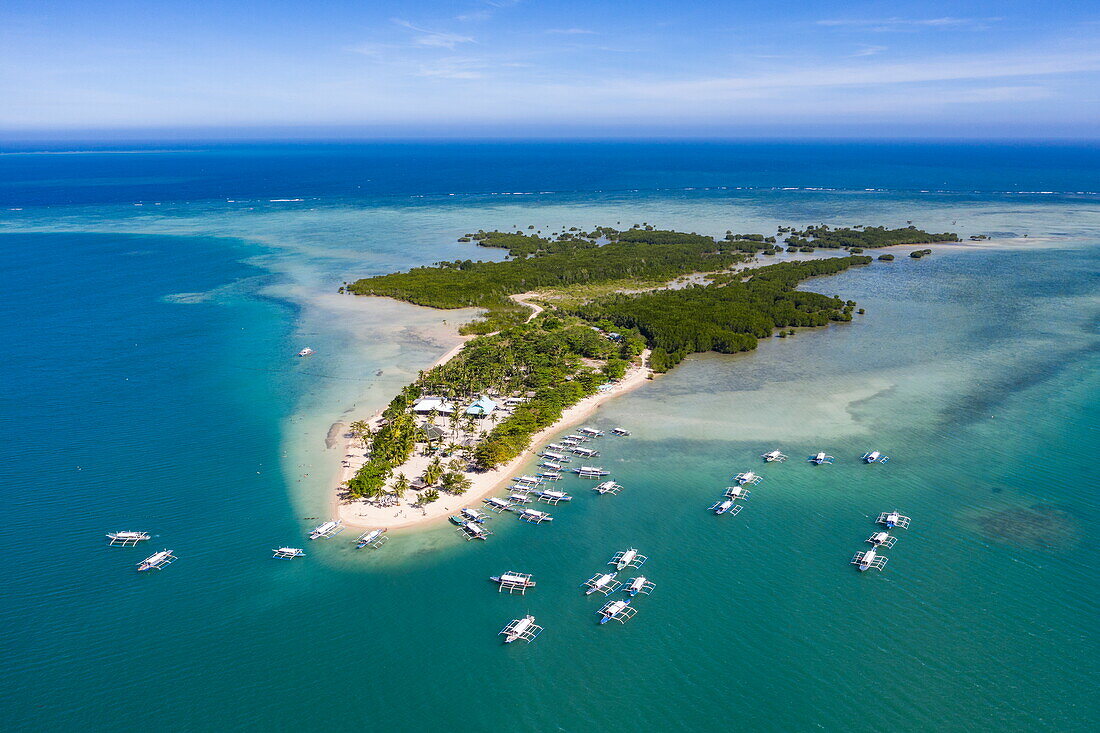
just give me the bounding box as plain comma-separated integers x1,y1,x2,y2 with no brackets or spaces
0,142,1097,731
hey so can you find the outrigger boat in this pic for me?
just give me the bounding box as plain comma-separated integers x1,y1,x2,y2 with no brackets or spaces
572,466,610,478
539,461,564,471
593,480,623,495
572,446,601,458
516,507,553,524
579,427,604,437
582,571,622,596
709,499,742,516
308,520,344,540
851,547,888,571
449,515,466,525
877,511,911,529
500,615,542,643
461,507,489,523
483,496,513,513
724,486,751,500
534,488,572,504
106,531,150,547
861,451,890,464
761,449,787,462
491,571,536,594
540,451,570,462
545,443,568,451
272,547,304,559
625,576,655,596
564,434,590,443
867,531,897,548
611,428,630,436
296,347,315,357
137,549,175,571
734,471,763,486
537,471,562,481
610,548,647,570
355,528,388,549
598,599,637,624
458,521,492,540
809,452,835,465
507,492,534,504
513,475,543,485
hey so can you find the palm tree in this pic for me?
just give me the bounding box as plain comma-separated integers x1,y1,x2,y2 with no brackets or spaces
440,471,472,495
422,458,444,486
348,420,371,446
392,473,410,501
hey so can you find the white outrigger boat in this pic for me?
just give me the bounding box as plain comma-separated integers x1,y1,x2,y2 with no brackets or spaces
598,599,637,624
851,547,888,572
564,434,590,443
734,471,763,486
625,576,655,597
866,531,897,548
877,511,911,529
137,549,176,571
540,451,570,463
611,427,630,436
308,520,344,540
724,486,751,501
500,615,542,643
573,466,610,478
809,452,835,465
516,507,553,524
106,531,150,547
483,496,514,513
571,446,601,458
507,491,534,504
761,449,787,462
539,461,564,471
593,480,623,495
534,488,572,505
861,450,890,464
545,443,568,451
458,521,492,541
537,471,562,481
272,547,305,559
296,347,315,357
610,548,647,570
355,528,388,549
461,507,489,523
579,427,604,437
709,499,743,516
513,475,543,485
582,571,622,595
491,571,536,594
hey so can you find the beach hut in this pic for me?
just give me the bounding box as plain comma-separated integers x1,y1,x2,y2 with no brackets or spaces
465,395,499,418
411,397,455,415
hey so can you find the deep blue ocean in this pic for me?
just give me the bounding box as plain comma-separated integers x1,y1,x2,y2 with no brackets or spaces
0,141,1097,731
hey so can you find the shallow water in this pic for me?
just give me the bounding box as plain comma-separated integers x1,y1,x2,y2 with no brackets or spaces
0,142,1097,731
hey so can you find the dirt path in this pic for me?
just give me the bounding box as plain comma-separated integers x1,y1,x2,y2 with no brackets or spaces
509,292,545,322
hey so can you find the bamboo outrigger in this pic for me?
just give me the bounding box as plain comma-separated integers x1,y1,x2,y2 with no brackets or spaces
583,571,622,595
593,480,623,495
272,547,305,559
734,471,763,486
877,511,911,529
483,496,514,513
709,499,743,516
355,528,388,549
724,486,751,501
610,548,647,570
106,531,150,547
625,576,655,596
458,521,492,541
500,615,542,643
851,548,888,571
515,507,553,524
761,449,787,462
866,531,897,548
309,520,344,540
137,549,176,571
598,599,637,624
492,571,536,594
534,488,572,505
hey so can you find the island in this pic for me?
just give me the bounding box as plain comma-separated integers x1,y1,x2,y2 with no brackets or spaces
333,224,955,530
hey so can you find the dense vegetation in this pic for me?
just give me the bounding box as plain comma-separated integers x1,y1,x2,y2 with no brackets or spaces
573,256,872,372
784,224,958,249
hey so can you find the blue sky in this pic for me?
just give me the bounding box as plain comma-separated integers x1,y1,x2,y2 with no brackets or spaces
1,0,1098,138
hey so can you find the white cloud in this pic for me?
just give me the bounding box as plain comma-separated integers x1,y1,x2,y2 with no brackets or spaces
417,57,488,80
817,17,1002,32
391,19,475,49
547,28,597,35
851,45,887,57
